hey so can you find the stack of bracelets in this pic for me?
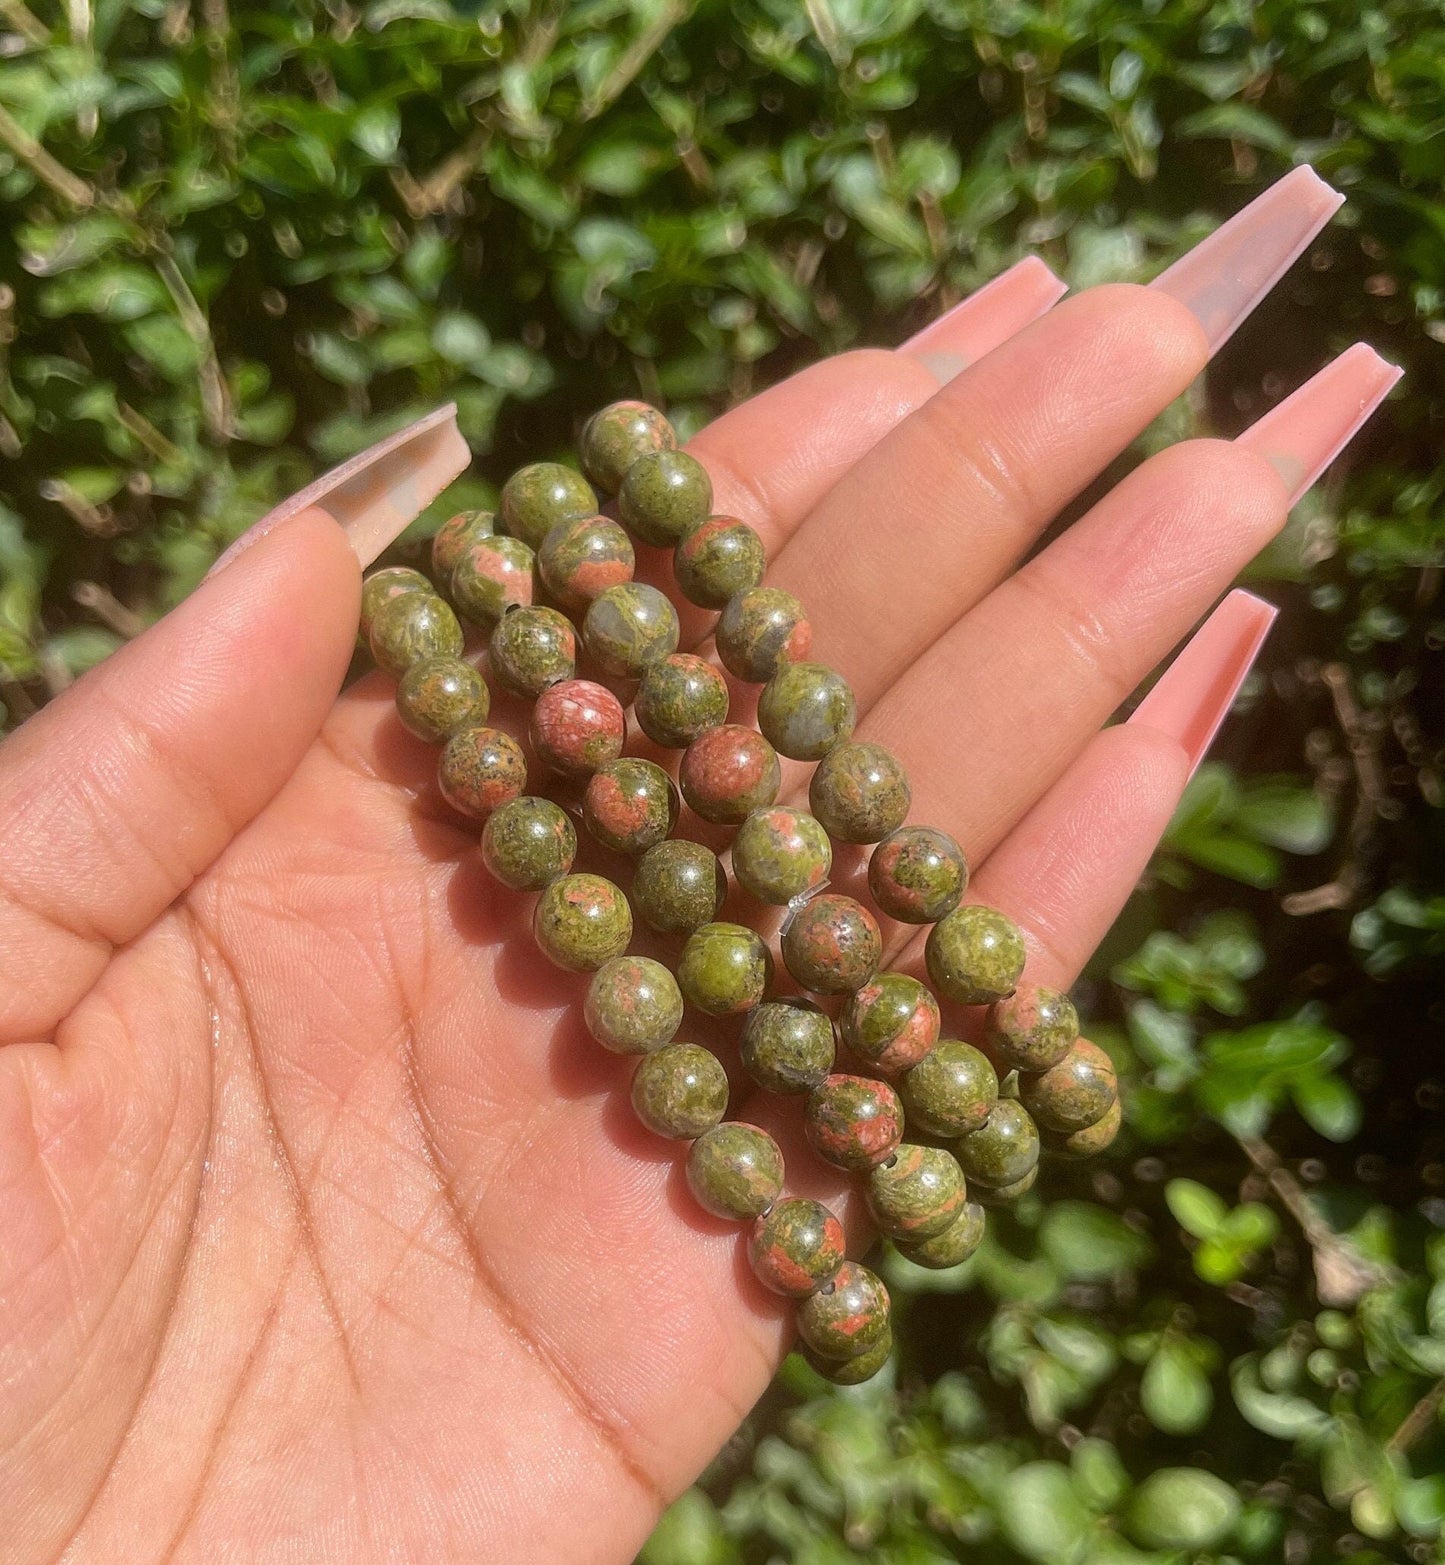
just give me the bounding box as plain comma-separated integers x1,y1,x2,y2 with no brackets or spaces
358,400,1121,1385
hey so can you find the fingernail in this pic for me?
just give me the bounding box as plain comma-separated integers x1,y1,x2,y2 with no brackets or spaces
1150,167,1343,352
901,256,1068,382
206,404,470,578
1128,589,1278,778
1235,343,1401,505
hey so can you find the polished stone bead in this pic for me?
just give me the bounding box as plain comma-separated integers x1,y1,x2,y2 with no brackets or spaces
925,904,1026,1007
749,1197,846,1297
757,662,857,761
679,724,781,823
635,653,730,749
537,515,635,613
868,825,969,923
954,1099,1041,1189
631,838,726,937
480,795,576,891
986,983,1079,1074
530,679,626,777
1020,1038,1117,1133
580,400,677,493
686,1122,784,1219
618,448,713,546
584,955,683,1055
360,566,431,644
895,1201,986,1269
803,1330,893,1384
804,1074,903,1170
583,757,680,855
369,591,463,677
677,921,772,1015
431,508,495,579
1053,1095,1122,1158
532,872,633,972
582,582,680,678
716,586,812,683
898,1038,998,1138
732,806,832,905
438,725,527,817
672,514,766,609
796,1261,890,1359
866,1145,967,1240
489,604,576,697
500,461,598,550
808,741,911,844
782,893,881,995
450,534,535,629
976,1165,1039,1205
740,999,835,1095
840,972,940,1075
396,655,489,743
630,1042,728,1139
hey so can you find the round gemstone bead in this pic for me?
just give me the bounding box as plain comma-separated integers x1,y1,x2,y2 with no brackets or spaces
480,795,576,891
797,1261,890,1359
866,1145,967,1240
450,534,535,629
537,515,635,614
677,921,772,1016
530,679,626,777
489,604,576,697
749,1198,845,1297
630,1042,728,1139
360,566,431,644
808,741,911,844
716,586,812,683
954,1099,1041,1189
686,1122,784,1219
631,838,726,937
582,582,680,678
672,514,766,609
898,1038,998,1138
438,726,527,817
977,1165,1039,1205
895,1201,986,1270
839,972,940,1075
757,662,857,761
804,1074,903,1170
431,508,495,579
396,655,489,744
868,826,969,923
1053,1095,1122,1158
925,904,1026,1007
635,654,730,749
679,724,781,823
580,400,677,494
781,893,881,995
739,998,835,1095
369,591,463,677
732,807,832,905
1020,1038,1117,1133
584,955,683,1055
500,461,599,551
803,1331,893,1384
618,448,713,546
532,872,633,972
582,757,679,856
986,983,1079,1074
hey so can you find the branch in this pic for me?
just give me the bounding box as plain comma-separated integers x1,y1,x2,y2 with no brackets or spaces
0,102,96,209
1387,1375,1445,1456
580,0,689,121
151,252,231,441
0,0,48,45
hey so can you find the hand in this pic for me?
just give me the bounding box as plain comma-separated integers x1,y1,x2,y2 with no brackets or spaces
0,168,1393,1563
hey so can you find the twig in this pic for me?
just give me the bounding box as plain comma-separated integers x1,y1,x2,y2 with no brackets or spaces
803,0,847,66
72,581,146,639
117,401,185,466
0,0,48,45
580,0,689,121
151,251,230,440
1387,1375,1445,1455
0,102,96,208
394,125,489,218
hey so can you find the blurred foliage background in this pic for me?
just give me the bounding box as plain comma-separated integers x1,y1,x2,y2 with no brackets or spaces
0,0,1442,1559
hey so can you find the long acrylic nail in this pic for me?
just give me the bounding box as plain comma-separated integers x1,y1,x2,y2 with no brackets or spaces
901,256,1068,383
1236,343,1401,505
1128,589,1278,777
1150,167,1343,352
206,404,470,577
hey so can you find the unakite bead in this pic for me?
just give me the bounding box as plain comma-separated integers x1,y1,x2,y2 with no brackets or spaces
500,462,599,551
986,983,1079,1074
804,1074,904,1170
925,903,1026,1007
954,1099,1040,1189
396,655,489,744
1020,1038,1117,1133
489,604,576,697
369,591,463,677
781,893,881,995
630,1043,728,1138
537,515,635,613
749,1198,846,1297
530,679,626,777
580,400,677,494
895,1201,986,1270
431,508,495,579
866,1145,967,1240
732,807,832,905
532,872,633,972
757,662,857,761
360,566,431,643
686,1122,784,1219
583,757,679,855
808,742,911,844
438,726,527,817
480,796,576,891
679,724,781,824
631,839,726,937
840,972,940,1075
635,653,730,749
868,826,969,923
582,582,680,678
1053,1095,1122,1158
803,1330,893,1384
672,514,766,609
716,586,812,683
450,534,535,629
584,955,683,1055
796,1261,890,1359
740,999,835,1094
618,448,713,546
898,1038,998,1138
677,921,772,1015
977,1165,1038,1205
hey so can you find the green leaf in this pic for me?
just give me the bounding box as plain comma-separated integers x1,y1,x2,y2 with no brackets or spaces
1164,1179,1227,1240
1231,1357,1334,1442
1000,1463,1096,1563
1126,1469,1241,1550
1235,780,1334,855
1292,1074,1364,1142
350,102,402,163
1039,1203,1152,1280
1071,1438,1130,1510
1141,1340,1213,1434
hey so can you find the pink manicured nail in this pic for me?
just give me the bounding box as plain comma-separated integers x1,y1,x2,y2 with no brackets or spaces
1236,343,1401,505
1128,590,1278,778
206,404,470,578
1150,167,1343,352
901,256,1068,382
